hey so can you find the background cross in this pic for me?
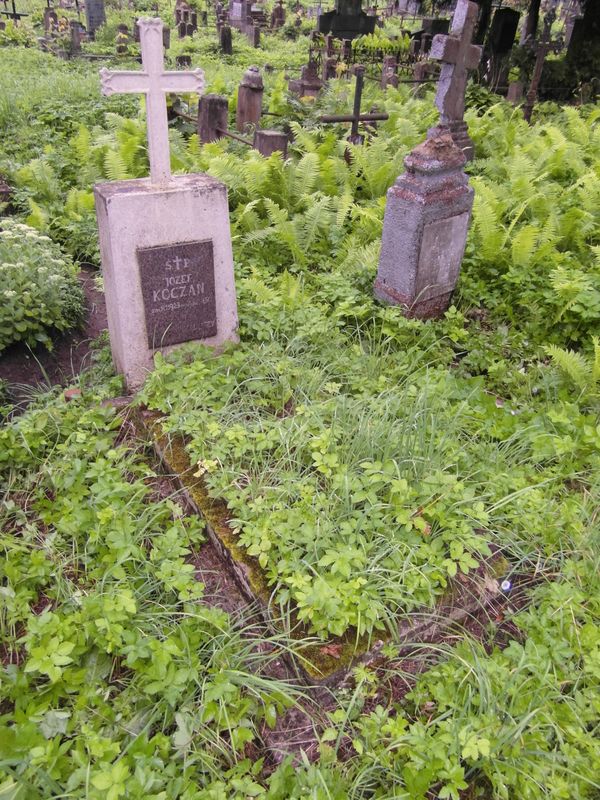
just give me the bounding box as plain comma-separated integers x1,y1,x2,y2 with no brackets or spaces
522,3,562,124
429,0,482,124
100,18,204,185
0,0,28,22
319,66,388,145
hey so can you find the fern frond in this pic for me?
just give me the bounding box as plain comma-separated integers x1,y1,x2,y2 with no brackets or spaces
511,225,538,268
545,344,591,390
103,149,130,181
292,152,320,200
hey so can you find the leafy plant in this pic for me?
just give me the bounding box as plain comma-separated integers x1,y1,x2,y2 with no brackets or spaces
0,219,84,352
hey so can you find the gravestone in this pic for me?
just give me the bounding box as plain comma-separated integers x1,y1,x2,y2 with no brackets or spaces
0,176,12,211
323,55,337,80
70,19,85,52
288,59,323,97
94,18,238,391
318,0,376,40
270,0,285,29
85,0,105,38
374,130,473,318
236,66,263,132
374,1,479,320
220,23,233,53
44,7,58,32
381,54,398,88
487,8,519,54
429,0,482,160
507,80,523,104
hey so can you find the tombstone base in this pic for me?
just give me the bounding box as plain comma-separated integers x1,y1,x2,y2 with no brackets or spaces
431,119,475,161
374,280,455,320
94,174,238,392
374,129,474,321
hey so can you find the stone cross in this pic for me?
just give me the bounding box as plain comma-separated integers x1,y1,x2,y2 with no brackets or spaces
100,18,204,185
430,0,481,124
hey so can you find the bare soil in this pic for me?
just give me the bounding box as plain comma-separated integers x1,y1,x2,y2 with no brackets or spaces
0,266,107,403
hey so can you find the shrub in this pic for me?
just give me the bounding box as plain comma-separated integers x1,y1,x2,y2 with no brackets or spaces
0,219,84,352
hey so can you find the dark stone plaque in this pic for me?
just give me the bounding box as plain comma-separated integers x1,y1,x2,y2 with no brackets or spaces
138,239,217,349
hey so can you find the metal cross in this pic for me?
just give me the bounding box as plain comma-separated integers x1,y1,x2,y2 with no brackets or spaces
522,4,562,124
0,0,28,21
100,17,205,185
319,66,388,145
429,0,482,124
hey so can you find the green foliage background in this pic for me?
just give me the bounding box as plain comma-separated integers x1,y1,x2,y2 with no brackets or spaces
1,3,599,798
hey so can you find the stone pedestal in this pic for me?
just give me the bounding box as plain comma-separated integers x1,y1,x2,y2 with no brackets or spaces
507,80,523,104
374,129,473,319
198,94,229,142
253,129,288,158
236,66,263,132
94,174,238,391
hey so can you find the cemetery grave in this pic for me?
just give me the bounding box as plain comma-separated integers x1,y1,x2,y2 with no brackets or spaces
1,0,600,797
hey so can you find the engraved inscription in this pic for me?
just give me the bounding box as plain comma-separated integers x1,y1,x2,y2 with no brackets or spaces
138,240,217,348
415,212,470,301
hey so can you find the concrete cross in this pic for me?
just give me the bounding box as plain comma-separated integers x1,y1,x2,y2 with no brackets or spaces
429,0,482,124
100,17,204,185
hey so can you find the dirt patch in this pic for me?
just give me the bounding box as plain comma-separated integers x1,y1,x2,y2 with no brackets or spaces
0,265,107,402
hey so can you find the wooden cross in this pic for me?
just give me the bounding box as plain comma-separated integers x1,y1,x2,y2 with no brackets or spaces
319,66,388,145
429,0,482,124
100,17,204,185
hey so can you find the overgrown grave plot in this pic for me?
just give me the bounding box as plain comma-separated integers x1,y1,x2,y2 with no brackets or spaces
131,291,573,689
0,384,332,788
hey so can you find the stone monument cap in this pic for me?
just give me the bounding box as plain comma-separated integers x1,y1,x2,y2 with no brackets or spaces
240,65,264,88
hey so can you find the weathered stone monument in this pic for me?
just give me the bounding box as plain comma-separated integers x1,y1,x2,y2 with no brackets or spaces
94,19,238,390
381,54,398,88
85,0,105,39
374,0,479,320
288,59,324,97
429,0,482,160
318,0,376,40
270,0,285,29
236,66,263,132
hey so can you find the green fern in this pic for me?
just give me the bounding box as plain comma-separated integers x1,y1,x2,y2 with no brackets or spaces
545,343,599,395
103,149,130,181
